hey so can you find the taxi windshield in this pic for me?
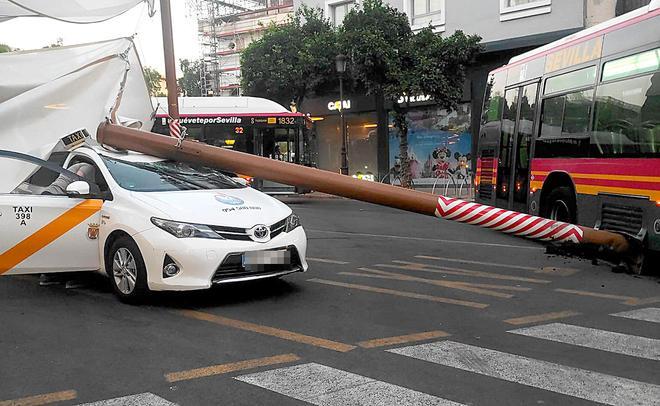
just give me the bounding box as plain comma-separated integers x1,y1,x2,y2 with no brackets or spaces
101,156,244,192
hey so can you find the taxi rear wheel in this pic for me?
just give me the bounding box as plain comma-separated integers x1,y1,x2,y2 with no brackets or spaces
108,237,148,304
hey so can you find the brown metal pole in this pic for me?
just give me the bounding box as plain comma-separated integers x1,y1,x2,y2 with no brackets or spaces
96,123,632,255
160,0,179,119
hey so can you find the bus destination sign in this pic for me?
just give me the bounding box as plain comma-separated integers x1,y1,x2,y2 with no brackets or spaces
545,36,603,73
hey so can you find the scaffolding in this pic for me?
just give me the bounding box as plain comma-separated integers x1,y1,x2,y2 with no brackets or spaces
190,0,294,96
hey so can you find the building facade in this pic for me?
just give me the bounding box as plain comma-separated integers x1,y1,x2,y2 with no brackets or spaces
294,0,649,181
196,0,294,97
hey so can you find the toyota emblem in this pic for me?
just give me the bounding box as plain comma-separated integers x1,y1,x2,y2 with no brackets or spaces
250,224,270,242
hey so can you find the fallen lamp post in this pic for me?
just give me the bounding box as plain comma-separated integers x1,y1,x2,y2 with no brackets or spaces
96,123,641,271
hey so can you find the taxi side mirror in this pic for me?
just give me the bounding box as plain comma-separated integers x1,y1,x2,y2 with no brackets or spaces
66,181,90,197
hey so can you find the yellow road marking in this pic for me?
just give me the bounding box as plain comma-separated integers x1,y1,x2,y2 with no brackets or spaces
165,353,300,383
555,288,637,302
307,278,488,309
377,263,549,284
536,267,580,276
0,390,77,406
358,331,450,348
307,257,349,265
0,200,102,275
409,258,578,277
504,310,581,325
624,297,660,306
177,310,356,353
413,256,539,271
355,268,530,298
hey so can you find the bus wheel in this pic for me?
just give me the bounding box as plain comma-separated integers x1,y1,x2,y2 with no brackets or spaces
543,186,576,224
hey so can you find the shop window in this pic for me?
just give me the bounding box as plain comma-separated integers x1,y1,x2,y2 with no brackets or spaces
500,0,551,21
592,71,659,157
326,0,355,26
410,0,445,29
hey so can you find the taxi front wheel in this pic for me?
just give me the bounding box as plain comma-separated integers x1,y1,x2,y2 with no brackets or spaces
108,237,148,304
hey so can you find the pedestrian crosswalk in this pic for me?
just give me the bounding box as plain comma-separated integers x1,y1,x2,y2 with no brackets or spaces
76,393,177,406
235,363,464,406
388,340,659,406
234,307,659,406
612,307,660,323
508,322,660,360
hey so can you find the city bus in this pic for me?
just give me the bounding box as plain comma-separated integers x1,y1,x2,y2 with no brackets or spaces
475,1,660,265
152,96,315,194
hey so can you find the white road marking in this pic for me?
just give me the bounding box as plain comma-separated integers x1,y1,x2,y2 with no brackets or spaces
307,257,349,265
612,308,660,324
235,362,465,406
307,229,542,250
388,340,660,406
509,323,660,361
76,393,177,406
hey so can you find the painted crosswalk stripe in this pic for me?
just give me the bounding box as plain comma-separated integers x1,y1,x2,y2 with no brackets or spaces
388,340,660,406
612,308,660,324
235,362,465,405
75,393,177,406
509,323,660,361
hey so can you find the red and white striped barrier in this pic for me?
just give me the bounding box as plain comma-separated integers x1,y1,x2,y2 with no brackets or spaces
435,196,584,244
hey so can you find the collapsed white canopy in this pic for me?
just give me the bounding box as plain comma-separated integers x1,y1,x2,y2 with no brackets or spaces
0,38,154,193
0,0,154,23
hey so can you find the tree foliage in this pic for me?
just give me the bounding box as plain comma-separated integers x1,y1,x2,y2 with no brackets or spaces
178,59,202,97
241,6,339,107
0,44,12,53
143,66,165,97
342,0,481,186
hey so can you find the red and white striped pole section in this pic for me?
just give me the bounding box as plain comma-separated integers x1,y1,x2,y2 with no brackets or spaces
97,123,632,255
435,196,583,244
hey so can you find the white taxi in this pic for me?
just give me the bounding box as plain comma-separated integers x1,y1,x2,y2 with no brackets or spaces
0,145,308,303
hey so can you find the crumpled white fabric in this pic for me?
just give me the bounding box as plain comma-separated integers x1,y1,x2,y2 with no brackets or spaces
0,0,155,23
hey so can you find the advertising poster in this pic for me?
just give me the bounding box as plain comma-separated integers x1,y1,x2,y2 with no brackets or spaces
389,104,473,185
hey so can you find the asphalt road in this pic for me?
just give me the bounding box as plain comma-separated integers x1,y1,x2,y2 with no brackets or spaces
0,197,658,406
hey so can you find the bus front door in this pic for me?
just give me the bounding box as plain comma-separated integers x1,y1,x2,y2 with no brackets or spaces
256,128,299,194
497,82,539,212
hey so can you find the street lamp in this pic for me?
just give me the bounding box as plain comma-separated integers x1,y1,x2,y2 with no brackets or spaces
335,54,348,175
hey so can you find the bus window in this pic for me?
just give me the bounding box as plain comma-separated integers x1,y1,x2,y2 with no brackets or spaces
513,83,538,206
481,71,506,124
536,89,593,158
544,66,597,95
601,48,659,82
497,88,518,200
592,71,660,157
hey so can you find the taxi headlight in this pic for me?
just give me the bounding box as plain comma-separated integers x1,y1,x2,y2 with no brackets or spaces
285,213,301,232
151,217,224,239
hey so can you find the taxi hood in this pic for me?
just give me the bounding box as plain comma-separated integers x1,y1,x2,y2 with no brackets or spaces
131,187,292,228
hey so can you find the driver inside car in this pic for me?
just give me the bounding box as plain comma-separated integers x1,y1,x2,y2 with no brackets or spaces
42,162,96,195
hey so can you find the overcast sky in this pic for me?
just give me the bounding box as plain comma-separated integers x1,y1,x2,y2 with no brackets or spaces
0,1,200,76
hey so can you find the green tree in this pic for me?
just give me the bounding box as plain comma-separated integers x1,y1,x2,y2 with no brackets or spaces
342,0,481,186
0,44,12,53
241,6,339,107
178,59,202,97
143,66,165,97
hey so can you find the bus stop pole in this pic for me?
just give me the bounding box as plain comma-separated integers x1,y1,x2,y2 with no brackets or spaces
97,123,634,257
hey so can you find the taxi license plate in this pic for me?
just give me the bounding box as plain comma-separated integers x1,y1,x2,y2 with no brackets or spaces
242,249,291,268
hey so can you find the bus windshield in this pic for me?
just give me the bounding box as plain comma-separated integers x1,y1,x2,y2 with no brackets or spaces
101,156,244,192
